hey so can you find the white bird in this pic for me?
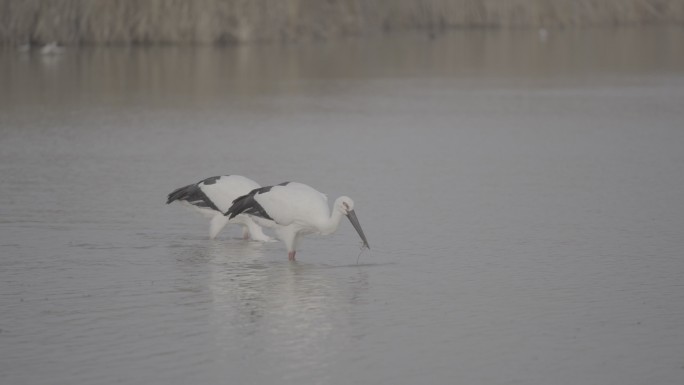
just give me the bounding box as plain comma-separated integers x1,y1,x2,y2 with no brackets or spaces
225,182,369,261
167,175,272,241
40,42,64,55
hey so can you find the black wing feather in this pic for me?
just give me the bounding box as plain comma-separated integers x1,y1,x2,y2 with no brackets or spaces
166,179,220,212
225,186,274,220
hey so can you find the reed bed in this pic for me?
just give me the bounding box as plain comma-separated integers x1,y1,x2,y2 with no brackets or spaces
1,0,682,44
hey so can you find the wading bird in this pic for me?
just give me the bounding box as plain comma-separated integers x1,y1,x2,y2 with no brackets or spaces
40,42,64,55
225,182,369,261
167,175,272,241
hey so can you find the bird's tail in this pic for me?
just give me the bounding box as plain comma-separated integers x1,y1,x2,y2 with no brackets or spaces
166,183,197,204
225,186,274,220
225,194,251,219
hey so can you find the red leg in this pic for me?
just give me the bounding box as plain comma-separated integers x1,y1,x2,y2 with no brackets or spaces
288,251,296,261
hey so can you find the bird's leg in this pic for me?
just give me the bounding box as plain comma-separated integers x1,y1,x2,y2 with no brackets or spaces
242,226,250,240
288,251,296,261
244,218,273,242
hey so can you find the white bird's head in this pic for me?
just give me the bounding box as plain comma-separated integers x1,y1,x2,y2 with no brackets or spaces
336,196,355,214
335,196,370,249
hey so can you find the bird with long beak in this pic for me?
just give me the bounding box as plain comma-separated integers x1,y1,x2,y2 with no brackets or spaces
226,182,370,261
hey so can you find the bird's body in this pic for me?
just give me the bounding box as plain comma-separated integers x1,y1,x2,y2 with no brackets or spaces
226,182,369,260
167,175,271,241
40,42,64,55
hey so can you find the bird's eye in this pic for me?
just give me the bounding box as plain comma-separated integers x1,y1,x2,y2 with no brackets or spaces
342,202,349,210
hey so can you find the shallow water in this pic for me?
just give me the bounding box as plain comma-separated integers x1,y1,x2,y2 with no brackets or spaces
2,27,684,385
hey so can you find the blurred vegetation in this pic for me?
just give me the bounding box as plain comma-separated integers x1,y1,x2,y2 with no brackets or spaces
1,0,682,45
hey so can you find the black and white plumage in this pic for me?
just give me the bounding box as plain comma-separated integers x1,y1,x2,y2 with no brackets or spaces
167,175,272,241
226,182,369,260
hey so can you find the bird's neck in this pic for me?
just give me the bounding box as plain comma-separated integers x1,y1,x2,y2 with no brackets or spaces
319,208,344,235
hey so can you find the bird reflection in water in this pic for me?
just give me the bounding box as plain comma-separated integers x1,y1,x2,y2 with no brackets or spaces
201,242,369,375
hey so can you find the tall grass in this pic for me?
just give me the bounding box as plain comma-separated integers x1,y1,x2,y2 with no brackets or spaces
1,0,682,44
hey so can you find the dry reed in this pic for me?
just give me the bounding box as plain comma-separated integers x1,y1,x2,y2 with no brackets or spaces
1,0,682,45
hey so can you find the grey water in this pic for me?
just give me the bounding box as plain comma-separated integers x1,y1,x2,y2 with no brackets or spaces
2,27,684,385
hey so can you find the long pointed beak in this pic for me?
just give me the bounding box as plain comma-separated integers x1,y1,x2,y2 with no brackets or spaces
346,209,370,249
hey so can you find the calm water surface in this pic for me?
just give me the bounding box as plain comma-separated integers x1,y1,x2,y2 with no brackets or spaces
1,27,684,385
